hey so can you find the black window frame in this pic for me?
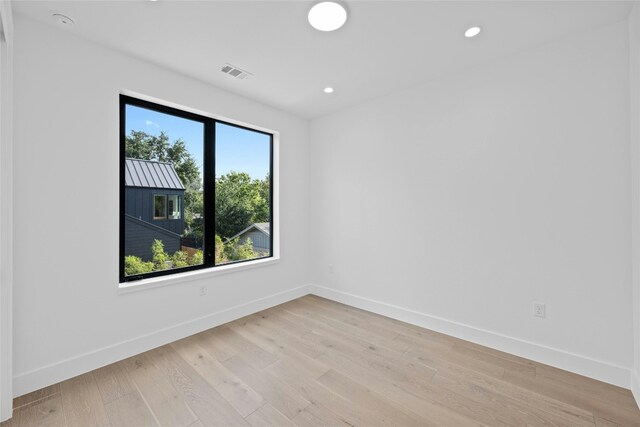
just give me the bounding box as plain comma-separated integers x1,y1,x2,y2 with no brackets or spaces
120,95,274,283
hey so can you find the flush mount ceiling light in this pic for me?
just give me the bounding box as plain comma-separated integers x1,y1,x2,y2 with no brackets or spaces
323,87,334,94
51,12,74,26
465,26,481,38
308,2,348,32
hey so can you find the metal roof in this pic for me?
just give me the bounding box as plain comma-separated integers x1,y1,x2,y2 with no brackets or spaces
226,222,271,242
253,222,270,236
125,158,185,190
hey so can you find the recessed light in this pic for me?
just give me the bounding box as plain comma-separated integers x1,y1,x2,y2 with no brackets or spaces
51,13,74,26
308,2,348,32
324,87,334,94
465,26,481,38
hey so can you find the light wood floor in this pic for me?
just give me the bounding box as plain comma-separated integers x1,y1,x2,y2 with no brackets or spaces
2,295,639,427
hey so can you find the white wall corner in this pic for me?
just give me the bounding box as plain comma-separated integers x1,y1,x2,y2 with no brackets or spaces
632,370,640,410
309,284,633,389
0,0,13,422
630,2,640,410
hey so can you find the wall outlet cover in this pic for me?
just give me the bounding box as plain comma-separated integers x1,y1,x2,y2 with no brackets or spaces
533,302,546,318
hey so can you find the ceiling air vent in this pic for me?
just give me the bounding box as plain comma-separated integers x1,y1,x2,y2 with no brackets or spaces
220,63,253,80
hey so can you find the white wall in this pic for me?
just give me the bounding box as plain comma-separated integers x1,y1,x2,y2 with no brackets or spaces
310,20,633,386
630,4,640,403
0,0,13,421
12,15,309,395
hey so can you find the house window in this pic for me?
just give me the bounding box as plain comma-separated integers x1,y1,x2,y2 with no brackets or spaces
153,195,167,219
168,195,181,220
120,95,274,282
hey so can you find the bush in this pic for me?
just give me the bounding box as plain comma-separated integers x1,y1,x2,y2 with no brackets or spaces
215,235,228,264
124,255,154,276
151,239,169,270
189,250,204,266
126,241,204,276
224,237,257,262
171,250,189,268
171,249,203,268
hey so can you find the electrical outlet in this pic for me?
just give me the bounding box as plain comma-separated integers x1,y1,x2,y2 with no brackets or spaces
533,302,546,318
199,287,207,297
329,265,334,274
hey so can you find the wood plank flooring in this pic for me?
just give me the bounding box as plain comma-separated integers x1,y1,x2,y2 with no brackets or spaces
3,295,639,426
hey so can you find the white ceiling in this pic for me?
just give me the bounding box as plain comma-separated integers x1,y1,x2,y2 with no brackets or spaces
13,0,635,119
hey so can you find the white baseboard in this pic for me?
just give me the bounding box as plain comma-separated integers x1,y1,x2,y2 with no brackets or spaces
309,284,632,389
13,284,310,397
632,370,640,409
13,282,634,399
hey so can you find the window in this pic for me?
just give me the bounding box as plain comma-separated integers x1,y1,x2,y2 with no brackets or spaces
215,123,272,265
153,194,180,220
153,195,167,219
120,95,274,282
168,195,181,220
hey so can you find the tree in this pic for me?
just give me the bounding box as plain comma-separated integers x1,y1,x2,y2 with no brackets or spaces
215,171,270,239
151,239,169,270
125,130,169,162
258,173,270,207
183,181,204,243
223,237,257,261
125,131,200,187
251,173,270,225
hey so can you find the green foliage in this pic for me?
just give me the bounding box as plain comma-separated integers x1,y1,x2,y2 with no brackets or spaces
190,250,204,266
184,183,204,242
125,130,169,163
171,249,203,268
215,172,270,239
167,140,200,187
125,242,204,276
215,235,227,265
124,236,258,276
151,239,169,270
223,237,258,262
256,173,270,220
171,250,189,268
124,255,154,276
212,234,259,265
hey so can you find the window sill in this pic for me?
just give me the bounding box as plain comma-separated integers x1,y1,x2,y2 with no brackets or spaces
118,256,280,294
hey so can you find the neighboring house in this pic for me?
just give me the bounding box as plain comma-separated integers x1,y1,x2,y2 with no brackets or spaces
124,158,185,261
227,222,271,255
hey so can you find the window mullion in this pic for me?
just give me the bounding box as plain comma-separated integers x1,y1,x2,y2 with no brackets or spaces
203,119,216,267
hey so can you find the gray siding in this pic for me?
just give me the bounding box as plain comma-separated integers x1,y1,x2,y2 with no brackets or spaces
239,230,270,253
125,215,181,261
125,187,185,235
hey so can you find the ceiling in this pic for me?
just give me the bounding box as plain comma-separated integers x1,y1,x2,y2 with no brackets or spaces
13,0,635,119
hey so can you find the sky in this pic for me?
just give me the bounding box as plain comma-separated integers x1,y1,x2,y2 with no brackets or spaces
126,105,271,180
